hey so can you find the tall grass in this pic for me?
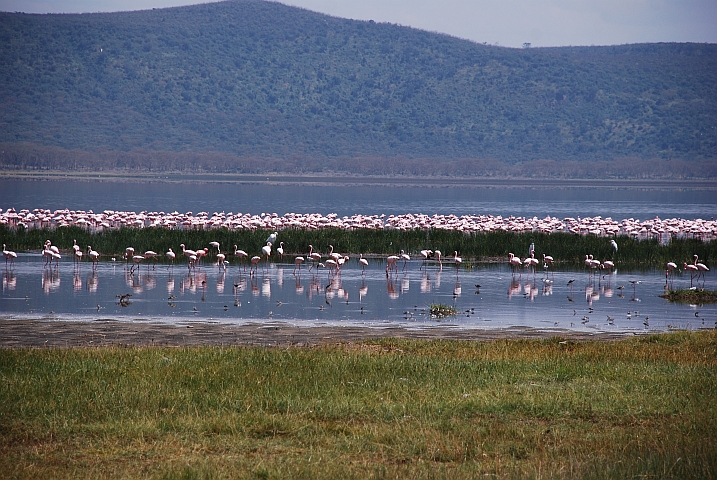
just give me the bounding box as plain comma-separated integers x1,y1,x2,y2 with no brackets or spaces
1,224,715,267
1,331,715,479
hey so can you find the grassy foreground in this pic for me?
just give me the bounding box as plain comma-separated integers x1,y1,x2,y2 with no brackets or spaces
1,332,716,479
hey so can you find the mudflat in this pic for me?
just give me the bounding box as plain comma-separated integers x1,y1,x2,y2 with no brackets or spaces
0,318,635,348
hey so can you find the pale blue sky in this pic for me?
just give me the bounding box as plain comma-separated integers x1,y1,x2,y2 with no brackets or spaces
2,0,715,48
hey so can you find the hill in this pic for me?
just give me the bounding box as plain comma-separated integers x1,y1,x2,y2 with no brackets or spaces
0,0,716,175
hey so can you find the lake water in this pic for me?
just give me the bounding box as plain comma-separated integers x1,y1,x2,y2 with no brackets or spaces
1,176,716,333
1,254,714,334
1,177,716,220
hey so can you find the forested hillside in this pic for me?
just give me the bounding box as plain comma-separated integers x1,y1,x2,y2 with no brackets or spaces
1,0,716,175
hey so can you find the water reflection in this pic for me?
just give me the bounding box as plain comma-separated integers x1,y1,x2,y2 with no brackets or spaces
1,255,715,334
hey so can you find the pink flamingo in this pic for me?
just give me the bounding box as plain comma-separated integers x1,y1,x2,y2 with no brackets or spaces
307,245,322,271
666,261,677,289
509,253,522,276
216,248,226,270
277,242,284,259
41,243,54,267
359,254,369,274
419,249,432,270
694,255,709,285
433,250,442,269
234,245,248,271
683,262,699,288
87,246,100,268
144,250,158,269
250,255,261,275
453,251,462,271
386,255,399,276
166,248,176,267
3,244,17,267
400,250,411,271
293,255,305,274
262,242,272,271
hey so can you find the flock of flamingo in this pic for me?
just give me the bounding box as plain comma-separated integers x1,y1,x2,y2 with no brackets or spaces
2,233,710,292
1,208,716,241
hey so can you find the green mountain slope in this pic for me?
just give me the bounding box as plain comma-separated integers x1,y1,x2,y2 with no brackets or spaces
1,0,716,168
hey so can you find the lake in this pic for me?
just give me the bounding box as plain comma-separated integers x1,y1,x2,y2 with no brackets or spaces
1,176,715,333
1,176,716,220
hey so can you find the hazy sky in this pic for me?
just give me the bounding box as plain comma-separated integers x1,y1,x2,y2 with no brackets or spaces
2,0,716,48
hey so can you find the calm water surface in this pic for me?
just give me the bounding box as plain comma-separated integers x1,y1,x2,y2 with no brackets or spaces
1,178,716,220
2,177,715,332
2,255,714,333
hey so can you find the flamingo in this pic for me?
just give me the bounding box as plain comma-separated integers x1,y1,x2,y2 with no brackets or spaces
666,261,677,289
216,248,226,270
250,255,261,275
180,243,196,259
144,250,158,269
46,241,60,255
400,250,410,271
196,248,208,266
359,254,369,274
293,255,305,274
694,255,709,285
307,245,322,271
166,248,176,267
87,246,100,268
433,250,442,269
41,244,54,267
262,242,272,270
74,247,83,264
277,242,284,259
508,253,522,275
125,246,135,263
683,262,699,288
419,249,432,270
328,244,340,263
453,251,462,271
386,255,399,275
234,245,248,271
2,244,17,267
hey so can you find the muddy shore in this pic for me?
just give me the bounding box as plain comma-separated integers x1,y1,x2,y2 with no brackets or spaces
0,318,638,348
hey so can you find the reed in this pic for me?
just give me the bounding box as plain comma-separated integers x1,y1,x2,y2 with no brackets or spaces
1,331,715,479
1,225,715,268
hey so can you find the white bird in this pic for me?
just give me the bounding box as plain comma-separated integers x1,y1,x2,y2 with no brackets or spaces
166,248,176,266
277,242,284,259
610,240,618,252
87,246,100,267
359,254,369,274
2,244,17,267
266,232,278,245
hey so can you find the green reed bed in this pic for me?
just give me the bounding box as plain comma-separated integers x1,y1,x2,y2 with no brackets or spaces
1,225,715,268
1,331,715,479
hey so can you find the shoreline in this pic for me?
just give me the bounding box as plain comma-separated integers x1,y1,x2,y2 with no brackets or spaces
0,318,642,348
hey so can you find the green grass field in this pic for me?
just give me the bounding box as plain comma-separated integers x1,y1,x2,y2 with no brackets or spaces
1,331,715,479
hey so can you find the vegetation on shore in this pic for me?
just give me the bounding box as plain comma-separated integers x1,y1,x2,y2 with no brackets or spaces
1,331,715,479
1,224,714,268
1,1,716,173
